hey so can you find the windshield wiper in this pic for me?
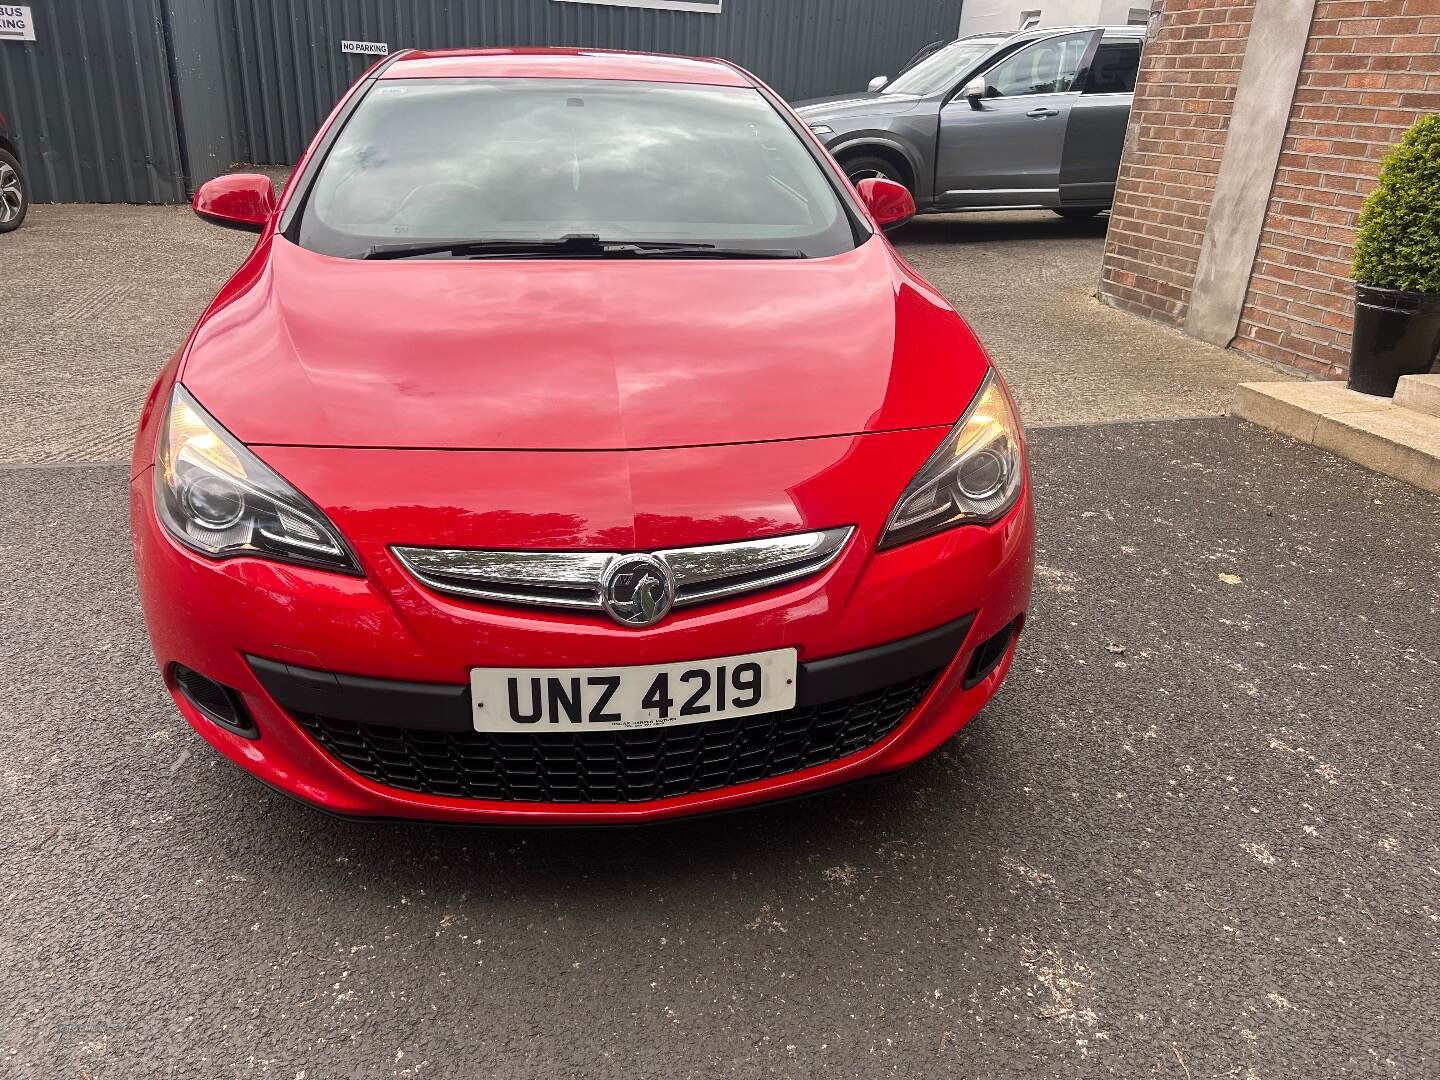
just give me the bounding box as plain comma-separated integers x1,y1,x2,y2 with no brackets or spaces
621,243,806,260
363,234,805,260
365,234,606,260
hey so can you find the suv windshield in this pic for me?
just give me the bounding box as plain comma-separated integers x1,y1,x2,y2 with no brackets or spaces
296,78,859,259
883,40,999,96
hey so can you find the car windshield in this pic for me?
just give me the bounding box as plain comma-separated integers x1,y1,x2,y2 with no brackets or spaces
883,40,999,96
296,78,859,259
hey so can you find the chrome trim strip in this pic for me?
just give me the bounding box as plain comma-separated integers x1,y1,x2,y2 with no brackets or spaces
940,187,1056,197
674,553,840,607
664,528,851,607
392,549,609,610
393,527,853,617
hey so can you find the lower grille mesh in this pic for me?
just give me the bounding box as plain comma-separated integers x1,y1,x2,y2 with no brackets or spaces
293,671,939,804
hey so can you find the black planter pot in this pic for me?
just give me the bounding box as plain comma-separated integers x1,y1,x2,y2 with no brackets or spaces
1348,283,1440,397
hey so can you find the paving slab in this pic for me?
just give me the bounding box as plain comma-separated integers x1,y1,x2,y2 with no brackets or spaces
1395,373,1440,418
1236,380,1440,495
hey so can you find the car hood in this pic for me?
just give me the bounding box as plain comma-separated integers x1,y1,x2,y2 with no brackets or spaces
179,234,989,451
793,93,923,119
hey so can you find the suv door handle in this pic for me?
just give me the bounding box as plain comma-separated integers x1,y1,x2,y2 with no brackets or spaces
1026,107,1060,118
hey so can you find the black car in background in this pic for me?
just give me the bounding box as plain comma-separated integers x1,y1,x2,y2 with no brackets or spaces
0,108,27,232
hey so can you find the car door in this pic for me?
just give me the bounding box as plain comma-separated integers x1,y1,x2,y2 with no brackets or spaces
933,30,1098,207
1059,36,1143,206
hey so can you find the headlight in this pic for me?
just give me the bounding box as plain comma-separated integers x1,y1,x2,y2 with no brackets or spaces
879,371,1025,549
807,122,835,136
154,384,362,575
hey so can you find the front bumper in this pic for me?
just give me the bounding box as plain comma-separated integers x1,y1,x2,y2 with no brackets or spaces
131,434,1033,825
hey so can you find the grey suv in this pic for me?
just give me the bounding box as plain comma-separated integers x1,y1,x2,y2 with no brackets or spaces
794,25,1144,220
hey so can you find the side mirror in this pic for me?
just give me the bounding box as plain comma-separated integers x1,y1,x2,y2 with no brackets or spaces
867,75,889,93
962,77,986,109
193,173,276,233
857,177,916,232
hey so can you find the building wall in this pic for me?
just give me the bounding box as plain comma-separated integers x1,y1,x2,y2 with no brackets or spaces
958,0,1147,37
0,0,187,204
212,0,965,169
1098,0,1440,378
0,0,965,203
1232,0,1440,377
1096,0,1257,326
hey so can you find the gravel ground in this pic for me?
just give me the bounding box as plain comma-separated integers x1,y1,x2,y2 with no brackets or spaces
897,213,1294,425
0,205,1288,465
0,205,250,464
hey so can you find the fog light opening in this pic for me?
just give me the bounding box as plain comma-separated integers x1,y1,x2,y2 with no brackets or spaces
170,664,258,739
962,617,1021,690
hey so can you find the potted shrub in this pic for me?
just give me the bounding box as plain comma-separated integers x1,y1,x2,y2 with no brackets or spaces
1349,115,1440,396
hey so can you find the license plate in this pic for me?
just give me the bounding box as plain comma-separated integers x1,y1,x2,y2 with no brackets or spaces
469,648,798,733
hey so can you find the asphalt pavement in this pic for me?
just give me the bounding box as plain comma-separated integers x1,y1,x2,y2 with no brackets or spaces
1,206,1435,1078
3,419,1437,1078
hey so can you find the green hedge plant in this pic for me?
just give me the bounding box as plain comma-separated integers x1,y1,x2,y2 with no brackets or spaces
1352,114,1440,294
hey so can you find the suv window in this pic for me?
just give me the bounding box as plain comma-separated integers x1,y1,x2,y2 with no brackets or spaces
981,31,1093,97
884,40,997,96
1084,41,1141,94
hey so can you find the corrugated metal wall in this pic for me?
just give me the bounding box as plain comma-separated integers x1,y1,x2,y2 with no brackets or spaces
213,0,964,168
0,0,962,203
0,0,187,203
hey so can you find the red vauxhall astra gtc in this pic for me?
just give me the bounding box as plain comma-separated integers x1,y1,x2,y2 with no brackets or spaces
131,48,1034,824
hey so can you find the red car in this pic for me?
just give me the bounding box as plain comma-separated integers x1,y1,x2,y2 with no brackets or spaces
131,48,1034,824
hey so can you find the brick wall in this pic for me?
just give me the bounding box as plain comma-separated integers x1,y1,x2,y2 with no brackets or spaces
1098,0,1256,325
1098,0,1440,378
1233,0,1440,376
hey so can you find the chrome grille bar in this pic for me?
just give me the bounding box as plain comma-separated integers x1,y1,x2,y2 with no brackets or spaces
393,527,852,617
392,549,610,610
662,530,852,606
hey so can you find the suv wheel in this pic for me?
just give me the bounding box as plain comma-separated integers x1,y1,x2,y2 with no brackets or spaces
843,155,907,190
0,150,28,233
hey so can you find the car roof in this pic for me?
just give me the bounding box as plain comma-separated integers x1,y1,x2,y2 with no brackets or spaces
957,23,1146,45
379,47,755,87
